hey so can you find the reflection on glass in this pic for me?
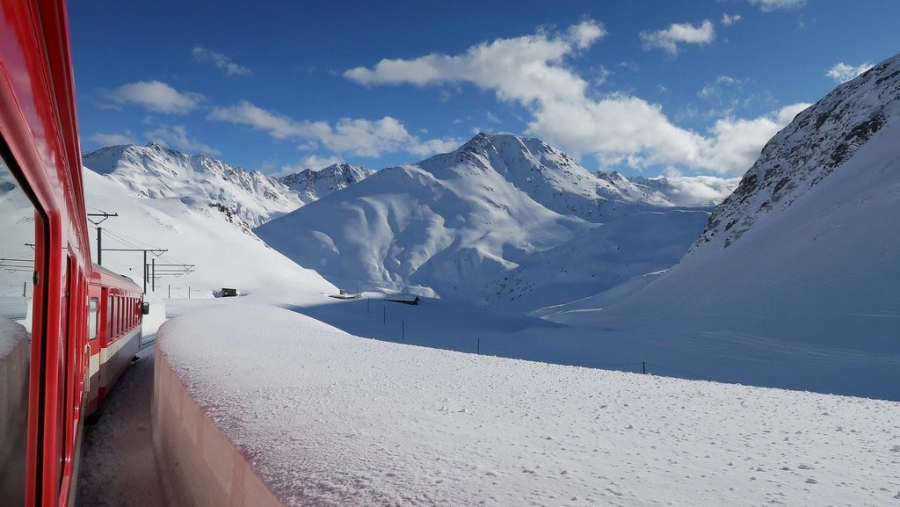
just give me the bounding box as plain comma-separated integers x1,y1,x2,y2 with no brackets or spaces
0,153,35,506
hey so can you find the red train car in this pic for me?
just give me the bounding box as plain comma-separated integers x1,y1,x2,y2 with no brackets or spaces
86,266,144,416
0,2,146,506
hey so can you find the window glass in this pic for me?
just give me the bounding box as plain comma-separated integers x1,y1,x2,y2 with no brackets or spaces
106,295,113,339
88,298,98,340
0,149,37,505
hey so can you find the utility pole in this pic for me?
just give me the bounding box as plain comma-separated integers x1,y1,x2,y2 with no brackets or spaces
102,248,167,294
87,212,118,266
151,258,156,291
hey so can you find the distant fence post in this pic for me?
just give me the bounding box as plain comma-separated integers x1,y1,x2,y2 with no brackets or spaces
642,361,646,374
477,338,481,355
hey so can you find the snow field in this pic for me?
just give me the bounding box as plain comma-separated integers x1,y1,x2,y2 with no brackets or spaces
159,304,900,507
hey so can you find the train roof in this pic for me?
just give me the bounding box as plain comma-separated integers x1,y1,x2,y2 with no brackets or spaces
91,263,141,291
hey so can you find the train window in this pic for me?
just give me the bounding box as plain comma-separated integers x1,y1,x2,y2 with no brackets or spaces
107,295,113,339
88,298,98,340
0,147,38,505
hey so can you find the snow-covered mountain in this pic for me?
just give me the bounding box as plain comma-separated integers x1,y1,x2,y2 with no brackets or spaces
83,143,303,230
278,163,374,204
256,133,706,308
696,55,900,250
80,166,336,299
418,133,674,222
543,53,900,396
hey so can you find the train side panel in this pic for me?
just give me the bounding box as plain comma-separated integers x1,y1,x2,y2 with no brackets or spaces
0,2,89,507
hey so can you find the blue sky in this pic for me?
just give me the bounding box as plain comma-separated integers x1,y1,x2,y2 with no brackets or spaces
69,0,900,178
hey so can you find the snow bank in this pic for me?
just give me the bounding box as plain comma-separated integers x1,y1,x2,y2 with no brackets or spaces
157,304,900,507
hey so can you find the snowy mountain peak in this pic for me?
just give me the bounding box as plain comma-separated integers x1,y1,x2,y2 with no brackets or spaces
417,132,673,221
696,53,900,250
83,143,302,229
278,163,374,203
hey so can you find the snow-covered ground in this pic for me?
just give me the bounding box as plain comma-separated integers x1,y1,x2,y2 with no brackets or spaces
158,304,900,507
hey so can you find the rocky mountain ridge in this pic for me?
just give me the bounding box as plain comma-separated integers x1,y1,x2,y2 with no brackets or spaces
279,163,374,204
696,53,900,250
83,143,303,230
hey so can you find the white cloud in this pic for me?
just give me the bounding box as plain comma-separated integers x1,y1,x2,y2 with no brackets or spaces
825,62,874,83
640,20,715,54
749,0,806,12
106,81,204,114
345,19,605,106
721,14,743,26
649,172,742,206
407,137,464,157
296,154,345,172
145,125,220,156
567,19,607,49
192,46,253,76
208,101,459,158
89,131,137,146
595,65,613,85
344,21,808,176
698,75,741,99
208,101,305,139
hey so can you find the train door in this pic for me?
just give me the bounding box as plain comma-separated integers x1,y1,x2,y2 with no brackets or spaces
85,288,102,412
49,255,72,499
60,257,84,507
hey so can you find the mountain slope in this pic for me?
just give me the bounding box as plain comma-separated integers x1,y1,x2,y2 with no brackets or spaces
256,134,703,307
80,167,336,299
83,143,303,229
543,54,900,395
486,209,709,312
279,163,374,203
696,56,900,250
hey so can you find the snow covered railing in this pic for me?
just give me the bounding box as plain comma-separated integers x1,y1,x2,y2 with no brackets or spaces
151,304,900,507
152,335,282,507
